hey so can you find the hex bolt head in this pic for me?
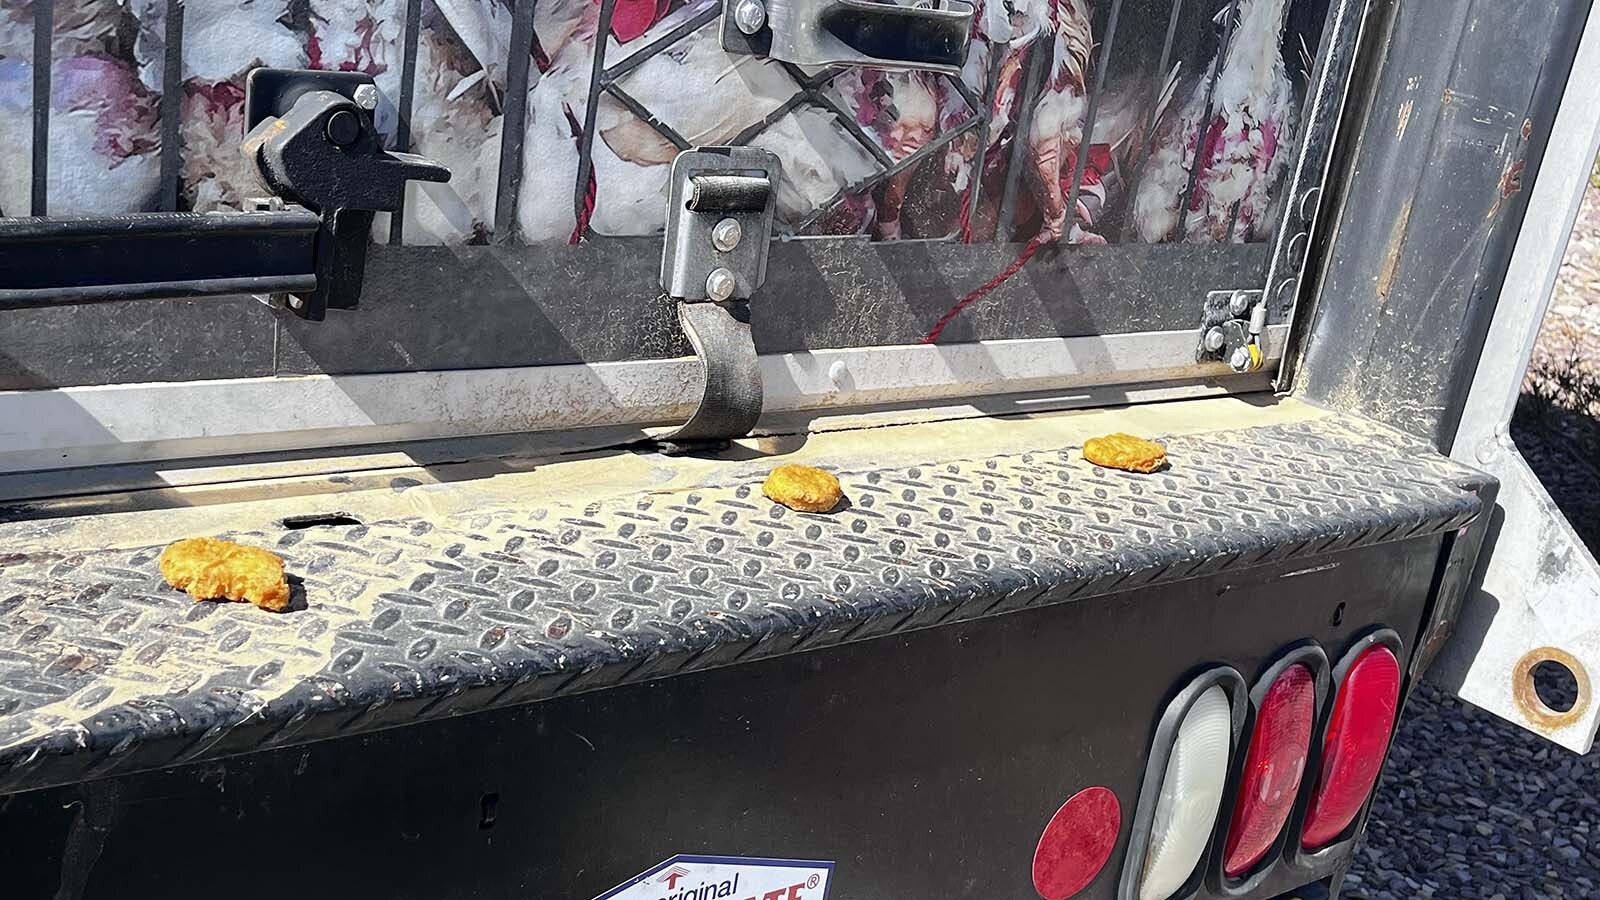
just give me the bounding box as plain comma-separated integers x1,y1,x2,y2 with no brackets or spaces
287,295,306,310
706,267,738,302
828,360,850,389
733,0,767,34
1203,327,1227,353
1229,345,1253,372
1228,291,1251,317
711,218,743,252
353,83,380,111
325,109,363,147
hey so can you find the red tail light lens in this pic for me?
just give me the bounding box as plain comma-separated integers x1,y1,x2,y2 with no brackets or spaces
1301,645,1402,849
1223,663,1316,876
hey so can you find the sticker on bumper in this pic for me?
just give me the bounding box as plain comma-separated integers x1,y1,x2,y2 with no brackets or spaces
595,855,834,900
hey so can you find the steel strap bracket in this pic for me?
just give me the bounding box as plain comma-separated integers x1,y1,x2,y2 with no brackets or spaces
653,147,781,454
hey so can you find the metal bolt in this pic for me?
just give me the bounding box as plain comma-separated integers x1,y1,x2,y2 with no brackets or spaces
733,0,767,34
353,83,380,111
706,267,738,302
1203,327,1227,353
711,218,743,252
1229,345,1253,372
325,109,363,147
287,295,305,310
828,360,850,389
1228,290,1251,317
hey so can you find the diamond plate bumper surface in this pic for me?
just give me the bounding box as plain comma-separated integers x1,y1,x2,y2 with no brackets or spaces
0,414,1487,795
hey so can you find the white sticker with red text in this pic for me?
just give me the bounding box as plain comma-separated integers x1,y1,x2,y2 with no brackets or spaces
595,855,833,900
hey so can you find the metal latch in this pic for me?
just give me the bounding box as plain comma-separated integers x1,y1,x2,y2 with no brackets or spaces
1198,289,1266,372
0,68,448,319
242,68,450,320
654,147,782,453
722,0,974,75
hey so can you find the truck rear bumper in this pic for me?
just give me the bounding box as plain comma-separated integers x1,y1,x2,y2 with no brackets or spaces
0,398,1492,898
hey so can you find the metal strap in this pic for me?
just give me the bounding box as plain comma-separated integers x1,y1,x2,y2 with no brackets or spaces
655,299,762,453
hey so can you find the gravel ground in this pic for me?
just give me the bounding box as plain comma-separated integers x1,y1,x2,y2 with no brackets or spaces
1343,180,1600,897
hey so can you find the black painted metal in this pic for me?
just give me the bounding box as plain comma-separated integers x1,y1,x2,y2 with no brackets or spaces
0,210,319,309
156,0,185,214
0,239,1264,389
390,0,426,246
0,532,1446,900
29,0,51,217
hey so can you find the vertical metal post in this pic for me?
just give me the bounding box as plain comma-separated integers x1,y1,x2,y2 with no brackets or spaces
157,0,186,212
963,48,1007,242
494,0,540,243
389,0,424,243
1063,0,1125,239
1120,0,1186,240
1174,0,1242,237
30,0,53,216
995,44,1046,240
570,0,619,243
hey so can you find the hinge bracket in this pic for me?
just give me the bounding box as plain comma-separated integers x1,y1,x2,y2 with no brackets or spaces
652,148,782,454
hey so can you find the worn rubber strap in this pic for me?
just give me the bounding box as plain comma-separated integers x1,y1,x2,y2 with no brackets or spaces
657,299,762,449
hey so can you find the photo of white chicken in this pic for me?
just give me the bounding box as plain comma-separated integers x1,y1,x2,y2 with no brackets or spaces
129,0,305,211
398,0,509,244
1022,0,1095,241
831,67,938,239
946,0,1047,241
0,0,162,215
1131,0,1298,243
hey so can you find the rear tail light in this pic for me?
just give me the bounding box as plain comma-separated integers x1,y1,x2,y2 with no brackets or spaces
1135,683,1233,900
1301,644,1402,850
1222,662,1317,877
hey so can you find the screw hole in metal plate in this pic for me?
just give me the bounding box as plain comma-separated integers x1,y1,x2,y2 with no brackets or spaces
1513,647,1591,729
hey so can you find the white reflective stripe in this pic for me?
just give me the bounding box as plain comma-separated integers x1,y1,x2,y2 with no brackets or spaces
1139,685,1232,900
0,328,1283,473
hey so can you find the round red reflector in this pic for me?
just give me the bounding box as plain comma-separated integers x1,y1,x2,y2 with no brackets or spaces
1032,786,1122,900
1223,663,1316,876
1301,645,1402,850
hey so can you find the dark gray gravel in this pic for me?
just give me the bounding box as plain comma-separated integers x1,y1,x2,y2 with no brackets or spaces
1346,681,1600,899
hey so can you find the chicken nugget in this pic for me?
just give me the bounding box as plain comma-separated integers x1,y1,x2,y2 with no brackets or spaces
763,464,844,513
1083,433,1167,474
159,537,293,612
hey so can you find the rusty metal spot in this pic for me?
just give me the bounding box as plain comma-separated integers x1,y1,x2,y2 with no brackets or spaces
1498,160,1526,199
1376,201,1413,300
1512,647,1591,732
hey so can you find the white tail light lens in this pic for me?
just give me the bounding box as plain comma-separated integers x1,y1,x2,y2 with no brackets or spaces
1138,684,1232,900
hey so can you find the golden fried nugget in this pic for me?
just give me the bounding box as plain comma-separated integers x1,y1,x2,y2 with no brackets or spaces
1083,432,1167,473
763,464,844,513
159,537,292,612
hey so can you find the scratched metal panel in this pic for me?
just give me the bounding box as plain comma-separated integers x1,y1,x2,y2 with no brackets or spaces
1296,0,1589,449
0,416,1487,795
